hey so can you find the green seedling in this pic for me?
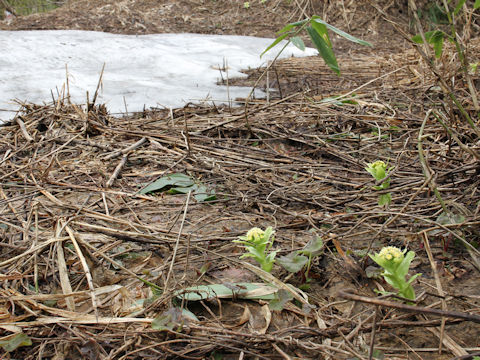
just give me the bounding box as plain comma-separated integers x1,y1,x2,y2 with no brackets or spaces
369,246,421,301
365,160,393,207
277,236,323,288
234,227,277,272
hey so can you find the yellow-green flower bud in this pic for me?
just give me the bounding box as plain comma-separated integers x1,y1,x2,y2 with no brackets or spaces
366,160,387,181
246,227,265,242
378,246,404,263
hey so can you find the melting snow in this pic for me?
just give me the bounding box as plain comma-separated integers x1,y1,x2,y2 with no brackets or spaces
0,30,316,121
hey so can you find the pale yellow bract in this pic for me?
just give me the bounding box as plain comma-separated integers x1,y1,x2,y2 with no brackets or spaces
246,227,264,242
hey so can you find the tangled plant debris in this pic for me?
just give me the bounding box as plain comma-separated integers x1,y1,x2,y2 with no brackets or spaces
1,0,480,359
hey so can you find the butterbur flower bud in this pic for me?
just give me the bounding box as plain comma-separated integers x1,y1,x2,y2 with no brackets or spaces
246,227,265,243
365,160,387,181
378,246,404,263
370,246,405,273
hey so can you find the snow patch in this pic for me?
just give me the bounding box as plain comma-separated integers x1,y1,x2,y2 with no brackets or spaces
0,30,316,122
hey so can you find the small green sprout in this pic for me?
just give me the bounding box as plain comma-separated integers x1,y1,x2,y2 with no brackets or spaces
234,227,277,272
243,2,250,9
365,160,392,206
469,62,479,74
277,235,323,288
369,246,421,301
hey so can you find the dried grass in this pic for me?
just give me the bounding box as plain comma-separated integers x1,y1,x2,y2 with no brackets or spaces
1,4,480,359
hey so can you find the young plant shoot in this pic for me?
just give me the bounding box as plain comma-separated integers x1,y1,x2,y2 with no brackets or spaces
369,246,421,301
234,227,277,272
365,160,392,206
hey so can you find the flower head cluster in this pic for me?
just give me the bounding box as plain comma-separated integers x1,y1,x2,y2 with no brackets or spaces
246,227,265,244
378,246,404,262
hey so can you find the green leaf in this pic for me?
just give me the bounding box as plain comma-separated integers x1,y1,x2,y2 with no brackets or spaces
264,227,275,246
405,273,422,286
411,30,446,58
306,26,340,75
263,251,278,272
139,173,193,194
269,289,294,311
378,193,392,206
181,308,199,322
277,251,308,273
192,184,216,202
276,19,308,35
454,0,466,15
0,333,32,352
290,36,306,51
174,282,278,301
475,0,480,9
382,273,405,292
436,212,465,225
261,32,290,57
412,31,437,44
397,251,416,278
399,284,416,301
300,236,323,255
152,308,182,331
431,31,445,58
311,16,372,47
309,19,331,47
139,173,216,202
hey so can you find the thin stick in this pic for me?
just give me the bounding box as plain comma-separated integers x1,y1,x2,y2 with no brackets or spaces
422,231,446,354
91,63,106,107
55,222,75,311
106,154,128,188
368,306,379,360
338,291,480,323
165,190,192,289
417,109,448,214
104,137,146,160
63,222,98,319
15,116,34,142
225,57,232,112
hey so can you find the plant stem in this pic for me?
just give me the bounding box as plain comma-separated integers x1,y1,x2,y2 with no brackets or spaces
441,0,479,111
417,110,448,214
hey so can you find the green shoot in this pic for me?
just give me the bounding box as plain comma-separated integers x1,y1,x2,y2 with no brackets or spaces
369,246,421,301
277,236,323,286
365,160,393,207
234,227,277,272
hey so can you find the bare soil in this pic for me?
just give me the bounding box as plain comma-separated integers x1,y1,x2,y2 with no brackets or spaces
1,1,480,359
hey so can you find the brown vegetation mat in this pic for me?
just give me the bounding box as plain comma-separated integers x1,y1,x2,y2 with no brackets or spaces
2,0,480,358
1,38,480,358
